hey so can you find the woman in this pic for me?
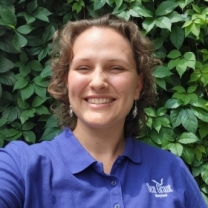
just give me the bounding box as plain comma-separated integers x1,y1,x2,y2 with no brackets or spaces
0,14,207,208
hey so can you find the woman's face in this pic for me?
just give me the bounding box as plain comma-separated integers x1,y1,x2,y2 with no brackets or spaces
67,27,143,131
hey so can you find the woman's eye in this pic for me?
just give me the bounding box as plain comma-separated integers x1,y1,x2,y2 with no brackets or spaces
111,66,124,71
77,66,90,71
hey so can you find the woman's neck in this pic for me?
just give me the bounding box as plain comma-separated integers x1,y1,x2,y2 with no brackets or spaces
72,121,126,174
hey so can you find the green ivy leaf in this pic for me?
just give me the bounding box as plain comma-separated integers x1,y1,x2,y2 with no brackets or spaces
0,118,7,127
13,77,29,90
22,122,36,131
32,7,52,22
168,143,183,156
149,130,162,145
170,26,184,49
153,66,172,78
0,57,14,73
13,32,27,51
156,107,167,116
115,0,122,8
181,109,198,133
190,23,200,38
130,6,153,17
172,86,186,93
176,59,188,77
0,72,16,85
153,118,161,133
191,106,208,123
167,50,181,59
42,25,55,43
35,105,50,115
1,106,19,122
155,16,172,31
11,122,21,130
20,108,36,124
40,65,52,78
190,98,208,111
155,79,166,90
155,1,178,16
142,18,155,33
198,122,208,139
32,96,47,108
170,108,182,128
27,60,43,72
184,52,196,61
23,130,36,143
117,10,130,20
178,132,199,144
17,25,34,34
44,115,57,128
145,107,156,117
17,97,30,109
22,12,36,24
187,85,197,93
168,58,180,70
195,145,204,161
33,76,48,87
38,47,49,61
182,94,191,105
93,0,106,10
72,2,82,13
178,0,193,10
167,11,185,23
21,83,34,100
201,164,208,185
2,128,21,140
0,38,18,53
33,84,46,98
165,98,183,109
182,146,195,165
40,127,60,141
27,0,38,14
0,9,16,27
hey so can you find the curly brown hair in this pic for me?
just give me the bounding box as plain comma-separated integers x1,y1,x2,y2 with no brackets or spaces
48,14,160,137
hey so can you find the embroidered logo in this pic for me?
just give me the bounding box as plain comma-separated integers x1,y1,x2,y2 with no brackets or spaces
146,178,173,198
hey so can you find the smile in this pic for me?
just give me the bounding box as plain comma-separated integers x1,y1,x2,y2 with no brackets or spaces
87,98,114,104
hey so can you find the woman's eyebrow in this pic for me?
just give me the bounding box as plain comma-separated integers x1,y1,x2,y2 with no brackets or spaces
72,58,130,65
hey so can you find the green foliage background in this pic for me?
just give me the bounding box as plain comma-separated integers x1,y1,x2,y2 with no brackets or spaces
0,0,208,203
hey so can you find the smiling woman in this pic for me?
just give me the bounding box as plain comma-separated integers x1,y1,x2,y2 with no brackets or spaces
0,14,207,208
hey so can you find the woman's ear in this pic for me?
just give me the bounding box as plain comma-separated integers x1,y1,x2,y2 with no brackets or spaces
135,74,143,100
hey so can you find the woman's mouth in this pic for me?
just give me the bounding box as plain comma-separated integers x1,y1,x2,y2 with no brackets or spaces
86,98,114,104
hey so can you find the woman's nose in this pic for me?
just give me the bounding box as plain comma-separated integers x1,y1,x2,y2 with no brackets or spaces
89,68,108,90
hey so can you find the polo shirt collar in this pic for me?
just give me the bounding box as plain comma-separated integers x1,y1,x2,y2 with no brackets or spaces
56,128,141,174
122,136,142,164
56,128,96,174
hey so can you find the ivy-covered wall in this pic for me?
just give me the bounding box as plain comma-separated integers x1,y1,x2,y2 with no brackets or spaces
0,0,207,203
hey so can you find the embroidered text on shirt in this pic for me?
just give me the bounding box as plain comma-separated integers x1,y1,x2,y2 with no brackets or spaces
146,178,173,198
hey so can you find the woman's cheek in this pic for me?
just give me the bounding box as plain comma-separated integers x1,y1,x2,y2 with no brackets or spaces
68,75,89,97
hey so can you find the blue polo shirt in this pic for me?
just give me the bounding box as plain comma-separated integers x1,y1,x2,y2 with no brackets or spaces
0,128,207,208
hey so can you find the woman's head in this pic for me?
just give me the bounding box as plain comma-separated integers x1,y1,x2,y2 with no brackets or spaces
48,14,160,136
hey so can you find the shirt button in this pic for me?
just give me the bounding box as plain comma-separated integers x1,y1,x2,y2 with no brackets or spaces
117,160,121,164
114,204,120,208
111,180,117,186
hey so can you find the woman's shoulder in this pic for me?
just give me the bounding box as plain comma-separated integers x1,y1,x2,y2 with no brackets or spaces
0,129,70,162
130,137,184,167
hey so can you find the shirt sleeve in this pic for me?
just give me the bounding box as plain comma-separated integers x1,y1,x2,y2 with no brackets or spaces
0,142,25,208
182,161,208,208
